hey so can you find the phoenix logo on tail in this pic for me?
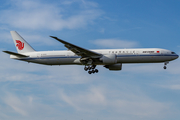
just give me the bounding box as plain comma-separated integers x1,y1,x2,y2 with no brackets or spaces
16,40,24,50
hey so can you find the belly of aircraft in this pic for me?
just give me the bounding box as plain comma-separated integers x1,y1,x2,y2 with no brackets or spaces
117,55,173,63
27,57,79,65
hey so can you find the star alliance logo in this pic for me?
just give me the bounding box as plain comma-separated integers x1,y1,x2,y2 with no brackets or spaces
16,40,24,50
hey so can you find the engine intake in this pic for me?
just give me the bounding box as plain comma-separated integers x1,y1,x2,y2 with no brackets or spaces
100,54,117,64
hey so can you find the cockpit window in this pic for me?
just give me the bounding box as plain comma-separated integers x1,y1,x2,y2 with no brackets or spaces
171,52,176,54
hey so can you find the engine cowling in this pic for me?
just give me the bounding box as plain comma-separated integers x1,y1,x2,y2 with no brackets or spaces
104,63,122,71
100,54,117,64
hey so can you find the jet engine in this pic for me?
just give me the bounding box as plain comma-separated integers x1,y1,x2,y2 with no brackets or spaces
100,54,117,64
104,63,122,71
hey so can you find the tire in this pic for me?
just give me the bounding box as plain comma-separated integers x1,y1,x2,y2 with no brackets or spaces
88,71,92,74
163,66,167,69
95,69,98,73
84,67,88,71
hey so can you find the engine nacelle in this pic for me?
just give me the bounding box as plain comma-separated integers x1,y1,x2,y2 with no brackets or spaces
100,54,117,64
104,63,122,71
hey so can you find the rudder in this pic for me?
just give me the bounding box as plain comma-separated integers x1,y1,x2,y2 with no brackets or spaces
10,31,35,53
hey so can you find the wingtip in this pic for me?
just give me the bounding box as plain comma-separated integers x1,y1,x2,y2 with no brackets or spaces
50,36,64,41
3,50,9,53
50,36,57,39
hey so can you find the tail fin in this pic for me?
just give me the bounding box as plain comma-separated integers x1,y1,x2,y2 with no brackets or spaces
10,31,35,53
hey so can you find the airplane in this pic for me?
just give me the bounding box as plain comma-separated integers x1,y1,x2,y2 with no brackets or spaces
3,31,179,74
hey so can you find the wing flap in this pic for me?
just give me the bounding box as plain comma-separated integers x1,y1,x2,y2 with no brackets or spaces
3,51,28,57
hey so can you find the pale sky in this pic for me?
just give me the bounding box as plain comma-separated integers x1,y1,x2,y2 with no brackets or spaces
0,0,180,120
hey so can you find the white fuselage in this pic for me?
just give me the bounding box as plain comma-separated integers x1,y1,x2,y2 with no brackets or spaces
10,48,179,65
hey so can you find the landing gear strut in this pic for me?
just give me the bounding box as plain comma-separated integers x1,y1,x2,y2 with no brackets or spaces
84,65,98,74
163,61,169,69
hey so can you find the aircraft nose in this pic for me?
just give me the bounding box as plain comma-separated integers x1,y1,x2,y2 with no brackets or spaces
175,53,179,59
177,54,179,59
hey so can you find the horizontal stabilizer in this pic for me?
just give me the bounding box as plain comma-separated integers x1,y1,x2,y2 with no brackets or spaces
3,51,28,57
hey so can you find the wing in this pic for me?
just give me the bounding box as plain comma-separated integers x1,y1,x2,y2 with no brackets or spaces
50,36,102,58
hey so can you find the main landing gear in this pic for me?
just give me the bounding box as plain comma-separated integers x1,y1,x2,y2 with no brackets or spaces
84,65,99,74
163,61,169,69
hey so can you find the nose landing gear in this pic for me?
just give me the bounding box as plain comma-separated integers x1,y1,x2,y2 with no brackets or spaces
84,65,98,74
163,66,167,69
163,62,169,69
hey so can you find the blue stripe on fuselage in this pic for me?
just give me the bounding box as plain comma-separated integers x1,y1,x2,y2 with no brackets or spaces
18,54,178,60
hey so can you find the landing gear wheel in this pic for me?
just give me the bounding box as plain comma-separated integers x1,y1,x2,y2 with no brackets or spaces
84,67,88,71
85,65,98,74
95,69,98,73
91,65,96,69
163,62,169,70
163,66,167,69
88,66,92,70
88,71,92,74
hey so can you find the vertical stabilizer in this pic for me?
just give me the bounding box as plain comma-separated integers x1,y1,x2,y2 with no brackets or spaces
10,31,35,53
